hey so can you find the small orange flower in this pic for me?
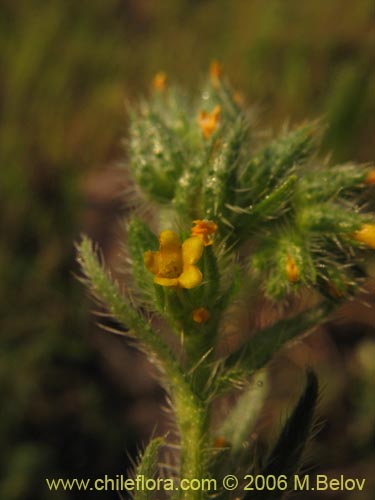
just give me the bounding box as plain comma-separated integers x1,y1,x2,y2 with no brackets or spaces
233,91,244,106
192,307,210,324
144,230,204,288
197,105,221,139
213,436,230,448
285,255,300,282
191,219,218,246
365,170,375,185
353,224,375,249
210,60,222,87
152,71,167,91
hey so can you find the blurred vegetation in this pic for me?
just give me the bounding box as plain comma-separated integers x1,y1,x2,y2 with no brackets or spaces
0,0,373,499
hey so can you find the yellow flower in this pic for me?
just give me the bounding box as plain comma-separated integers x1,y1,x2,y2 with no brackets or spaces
191,219,218,246
285,255,300,282
192,307,210,324
365,170,375,185
144,230,204,288
152,71,167,91
210,60,222,87
197,105,221,139
353,224,375,249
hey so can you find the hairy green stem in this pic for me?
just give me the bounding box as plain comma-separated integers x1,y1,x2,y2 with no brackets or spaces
77,236,207,499
176,398,206,500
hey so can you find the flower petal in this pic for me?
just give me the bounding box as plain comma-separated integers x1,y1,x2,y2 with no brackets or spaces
154,276,179,287
191,220,218,245
143,251,159,274
353,224,375,249
182,236,204,265
178,265,202,289
159,230,181,250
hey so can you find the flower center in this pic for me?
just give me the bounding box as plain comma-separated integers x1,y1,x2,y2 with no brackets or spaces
158,252,183,278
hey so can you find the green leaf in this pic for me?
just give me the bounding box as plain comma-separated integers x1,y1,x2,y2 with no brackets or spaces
297,202,364,234
133,438,164,500
219,370,268,455
297,163,370,202
251,230,317,300
202,117,248,225
243,370,319,499
77,235,183,388
224,304,332,374
238,121,319,207
172,160,205,219
230,175,298,246
202,245,220,304
129,111,186,203
127,217,161,308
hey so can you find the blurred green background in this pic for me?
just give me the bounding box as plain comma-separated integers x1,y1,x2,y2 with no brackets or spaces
0,0,374,499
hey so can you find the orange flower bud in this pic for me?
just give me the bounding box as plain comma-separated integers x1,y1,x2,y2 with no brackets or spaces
192,307,210,324
286,255,300,283
213,436,230,448
152,72,167,91
353,224,375,249
365,170,375,185
191,219,218,246
197,106,221,139
210,60,222,87
233,91,244,106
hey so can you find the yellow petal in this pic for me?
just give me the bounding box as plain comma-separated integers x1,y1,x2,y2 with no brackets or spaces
154,276,179,287
159,230,181,251
353,224,375,249
143,251,159,274
178,265,202,289
182,236,204,265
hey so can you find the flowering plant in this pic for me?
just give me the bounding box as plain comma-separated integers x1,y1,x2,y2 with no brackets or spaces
77,64,374,499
